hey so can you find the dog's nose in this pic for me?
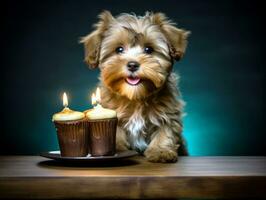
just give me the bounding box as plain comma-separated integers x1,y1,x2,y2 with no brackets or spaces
127,61,140,72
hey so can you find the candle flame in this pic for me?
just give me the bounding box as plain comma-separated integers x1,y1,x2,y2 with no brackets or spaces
63,92,68,107
91,93,96,106
96,87,101,103
91,87,101,106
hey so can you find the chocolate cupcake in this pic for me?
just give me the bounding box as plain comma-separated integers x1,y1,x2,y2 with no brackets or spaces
52,107,88,157
86,104,117,156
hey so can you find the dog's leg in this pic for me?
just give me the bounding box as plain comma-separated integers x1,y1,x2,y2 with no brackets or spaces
116,126,130,151
144,125,179,163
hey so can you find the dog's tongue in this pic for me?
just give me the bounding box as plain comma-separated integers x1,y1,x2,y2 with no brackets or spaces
126,77,141,85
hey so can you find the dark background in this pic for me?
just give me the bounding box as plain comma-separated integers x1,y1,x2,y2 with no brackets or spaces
1,0,265,155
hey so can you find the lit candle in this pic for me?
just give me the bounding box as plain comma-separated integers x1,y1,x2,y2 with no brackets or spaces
52,92,85,121
86,87,117,120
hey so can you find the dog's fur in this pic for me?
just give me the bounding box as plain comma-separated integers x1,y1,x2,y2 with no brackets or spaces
81,11,190,162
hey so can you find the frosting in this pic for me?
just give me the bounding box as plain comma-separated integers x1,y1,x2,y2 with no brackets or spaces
86,104,117,120
52,107,85,121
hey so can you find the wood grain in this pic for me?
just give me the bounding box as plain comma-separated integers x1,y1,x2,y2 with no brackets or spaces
0,156,265,199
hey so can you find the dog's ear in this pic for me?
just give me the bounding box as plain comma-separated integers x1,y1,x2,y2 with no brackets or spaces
80,11,114,68
151,12,190,61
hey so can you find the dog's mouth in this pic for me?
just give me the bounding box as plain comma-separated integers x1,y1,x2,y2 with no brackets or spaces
125,76,141,85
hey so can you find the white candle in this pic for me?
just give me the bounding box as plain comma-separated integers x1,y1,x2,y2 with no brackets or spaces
52,92,85,121
86,87,117,120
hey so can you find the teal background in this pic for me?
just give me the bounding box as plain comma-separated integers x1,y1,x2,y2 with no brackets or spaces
1,0,265,155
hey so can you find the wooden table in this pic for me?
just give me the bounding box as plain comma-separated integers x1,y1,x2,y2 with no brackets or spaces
0,156,265,199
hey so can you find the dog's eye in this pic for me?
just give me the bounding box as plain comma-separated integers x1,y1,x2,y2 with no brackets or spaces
144,46,154,54
115,46,124,54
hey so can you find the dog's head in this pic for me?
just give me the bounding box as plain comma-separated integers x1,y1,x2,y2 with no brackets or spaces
81,11,190,100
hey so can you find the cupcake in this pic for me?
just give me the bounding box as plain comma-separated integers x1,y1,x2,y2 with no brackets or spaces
86,104,117,156
52,107,88,157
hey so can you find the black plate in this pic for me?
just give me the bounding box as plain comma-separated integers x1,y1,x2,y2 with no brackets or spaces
40,150,138,162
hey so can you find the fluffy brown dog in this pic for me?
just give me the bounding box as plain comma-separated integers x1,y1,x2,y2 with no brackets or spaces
81,11,190,162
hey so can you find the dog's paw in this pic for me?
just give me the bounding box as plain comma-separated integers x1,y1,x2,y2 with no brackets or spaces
144,148,178,163
116,141,130,152
116,144,129,151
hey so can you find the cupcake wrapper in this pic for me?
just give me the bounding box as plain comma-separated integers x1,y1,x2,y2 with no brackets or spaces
54,120,88,157
88,118,118,156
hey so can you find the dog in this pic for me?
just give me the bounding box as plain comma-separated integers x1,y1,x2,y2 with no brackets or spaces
81,11,190,162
